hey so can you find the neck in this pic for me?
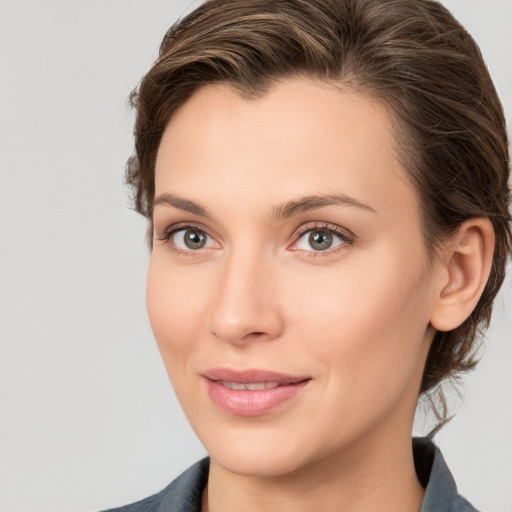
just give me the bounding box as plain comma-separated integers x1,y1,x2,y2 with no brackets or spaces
204,427,425,512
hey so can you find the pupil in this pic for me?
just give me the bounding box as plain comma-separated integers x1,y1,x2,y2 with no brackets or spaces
184,229,206,249
309,230,332,250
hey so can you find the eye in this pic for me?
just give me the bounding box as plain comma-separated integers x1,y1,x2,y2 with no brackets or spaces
296,229,342,251
293,225,353,253
156,224,219,253
172,227,214,250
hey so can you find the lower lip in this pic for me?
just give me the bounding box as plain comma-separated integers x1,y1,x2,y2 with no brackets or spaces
205,379,310,416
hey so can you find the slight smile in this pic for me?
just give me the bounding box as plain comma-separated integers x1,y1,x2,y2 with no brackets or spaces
202,369,311,416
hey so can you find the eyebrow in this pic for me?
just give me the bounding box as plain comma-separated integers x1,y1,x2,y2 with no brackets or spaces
152,193,210,217
151,192,376,220
268,194,377,222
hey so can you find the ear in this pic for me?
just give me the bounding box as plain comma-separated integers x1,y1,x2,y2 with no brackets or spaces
430,219,495,332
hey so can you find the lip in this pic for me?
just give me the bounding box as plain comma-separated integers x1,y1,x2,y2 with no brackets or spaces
202,368,311,416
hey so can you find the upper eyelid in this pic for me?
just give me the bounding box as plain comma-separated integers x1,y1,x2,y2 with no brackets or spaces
292,222,355,241
156,221,215,240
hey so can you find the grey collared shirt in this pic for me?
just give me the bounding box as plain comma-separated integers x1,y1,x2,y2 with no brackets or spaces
105,438,479,512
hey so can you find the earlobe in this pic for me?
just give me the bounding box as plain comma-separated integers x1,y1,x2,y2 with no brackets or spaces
430,219,495,332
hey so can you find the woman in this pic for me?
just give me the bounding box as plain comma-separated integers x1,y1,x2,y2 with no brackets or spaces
108,0,511,510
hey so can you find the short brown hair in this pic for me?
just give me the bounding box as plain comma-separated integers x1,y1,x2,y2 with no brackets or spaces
127,0,511,427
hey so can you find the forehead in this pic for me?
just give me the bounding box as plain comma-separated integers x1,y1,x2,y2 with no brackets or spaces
154,78,419,225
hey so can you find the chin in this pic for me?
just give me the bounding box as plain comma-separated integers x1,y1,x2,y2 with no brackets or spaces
199,423,324,478
212,447,307,478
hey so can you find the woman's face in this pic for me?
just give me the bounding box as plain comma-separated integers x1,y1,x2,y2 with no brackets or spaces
147,78,438,477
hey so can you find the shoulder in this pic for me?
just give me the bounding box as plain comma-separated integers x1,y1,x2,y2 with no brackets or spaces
102,458,209,512
414,438,480,512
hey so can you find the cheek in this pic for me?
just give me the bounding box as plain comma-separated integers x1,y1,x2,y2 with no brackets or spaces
285,252,433,385
146,255,210,358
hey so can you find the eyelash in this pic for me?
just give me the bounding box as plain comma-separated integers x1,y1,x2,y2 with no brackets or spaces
155,221,355,257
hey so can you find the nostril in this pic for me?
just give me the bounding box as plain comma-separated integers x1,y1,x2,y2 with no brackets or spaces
240,331,269,342
247,331,267,338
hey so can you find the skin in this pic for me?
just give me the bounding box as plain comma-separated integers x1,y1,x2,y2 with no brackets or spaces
146,78,491,512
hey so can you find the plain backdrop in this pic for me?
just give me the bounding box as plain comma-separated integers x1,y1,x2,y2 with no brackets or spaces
0,1,511,511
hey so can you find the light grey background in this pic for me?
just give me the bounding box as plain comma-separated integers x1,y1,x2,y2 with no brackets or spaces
0,1,510,511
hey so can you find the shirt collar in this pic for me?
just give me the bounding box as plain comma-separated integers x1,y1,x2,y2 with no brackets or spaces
415,437,477,512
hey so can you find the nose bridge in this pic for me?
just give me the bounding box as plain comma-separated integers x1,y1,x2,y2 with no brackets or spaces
209,245,281,344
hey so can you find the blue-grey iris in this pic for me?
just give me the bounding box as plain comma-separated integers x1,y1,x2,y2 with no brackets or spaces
309,230,333,250
184,229,207,249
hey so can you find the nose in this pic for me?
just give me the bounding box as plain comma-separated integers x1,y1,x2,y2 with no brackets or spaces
209,249,283,345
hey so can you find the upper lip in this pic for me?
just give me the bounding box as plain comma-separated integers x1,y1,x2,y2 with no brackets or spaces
202,368,310,385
